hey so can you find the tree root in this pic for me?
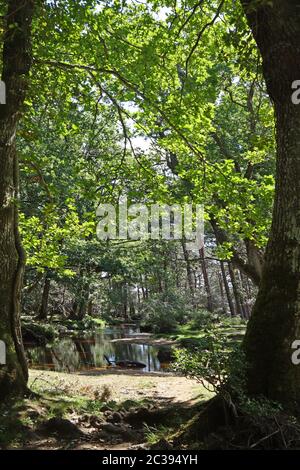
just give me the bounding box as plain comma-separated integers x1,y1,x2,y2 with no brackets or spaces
170,394,300,449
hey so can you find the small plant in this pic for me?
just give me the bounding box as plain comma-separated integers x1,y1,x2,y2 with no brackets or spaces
144,424,170,445
96,385,112,402
173,328,245,396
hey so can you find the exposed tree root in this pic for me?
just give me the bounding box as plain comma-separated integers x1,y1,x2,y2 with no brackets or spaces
165,394,300,450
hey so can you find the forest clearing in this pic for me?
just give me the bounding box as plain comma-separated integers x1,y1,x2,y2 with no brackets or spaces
0,0,300,458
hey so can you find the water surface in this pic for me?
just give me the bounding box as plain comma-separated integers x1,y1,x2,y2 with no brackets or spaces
25,326,169,373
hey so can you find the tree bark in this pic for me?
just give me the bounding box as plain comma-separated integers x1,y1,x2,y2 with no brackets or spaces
228,262,244,318
217,269,226,315
38,275,51,321
0,0,34,399
199,247,213,312
220,261,235,317
181,240,195,297
241,0,300,406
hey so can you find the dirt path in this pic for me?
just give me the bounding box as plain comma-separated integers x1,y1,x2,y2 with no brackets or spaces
29,369,205,403
21,369,212,450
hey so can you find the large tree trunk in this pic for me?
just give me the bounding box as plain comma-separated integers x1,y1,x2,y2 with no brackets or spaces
241,0,300,406
0,0,34,399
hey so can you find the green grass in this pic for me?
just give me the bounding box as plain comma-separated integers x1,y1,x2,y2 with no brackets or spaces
155,318,247,349
144,424,170,445
0,380,109,448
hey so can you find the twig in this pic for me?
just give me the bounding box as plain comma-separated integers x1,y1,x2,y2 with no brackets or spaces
250,429,280,448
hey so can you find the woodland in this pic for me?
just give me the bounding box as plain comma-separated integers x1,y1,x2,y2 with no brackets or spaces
0,0,300,452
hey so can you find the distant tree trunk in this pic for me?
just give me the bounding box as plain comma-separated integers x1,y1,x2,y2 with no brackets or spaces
241,271,252,302
137,286,141,306
141,281,148,300
228,263,244,318
73,269,90,320
199,248,213,312
210,215,261,286
70,300,79,319
129,302,135,318
217,269,226,315
38,275,51,321
181,240,194,297
237,270,250,319
241,0,300,406
78,300,87,320
87,299,93,316
220,261,235,317
123,304,128,321
0,0,34,399
174,248,181,288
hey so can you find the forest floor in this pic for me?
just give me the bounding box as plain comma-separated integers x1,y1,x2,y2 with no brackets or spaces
0,369,212,450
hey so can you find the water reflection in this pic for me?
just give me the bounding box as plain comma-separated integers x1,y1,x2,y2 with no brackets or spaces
25,327,166,373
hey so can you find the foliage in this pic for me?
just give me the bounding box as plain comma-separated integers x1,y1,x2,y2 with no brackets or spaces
188,308,218,329
173,327,246,396
21,319,58,345
140,291,192,333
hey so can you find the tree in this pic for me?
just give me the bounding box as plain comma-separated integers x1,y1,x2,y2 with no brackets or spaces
241,0,300,406
0,0,34,398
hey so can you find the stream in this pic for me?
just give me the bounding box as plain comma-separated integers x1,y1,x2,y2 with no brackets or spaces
24,326,171,373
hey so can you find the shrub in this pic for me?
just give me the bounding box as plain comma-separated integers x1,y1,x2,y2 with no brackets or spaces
140,292,191,334
188,309,218,329
173,329,245,394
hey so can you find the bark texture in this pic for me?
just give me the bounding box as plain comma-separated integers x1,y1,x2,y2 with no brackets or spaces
0,0,34,398
241,0,300,406
38,275,51,321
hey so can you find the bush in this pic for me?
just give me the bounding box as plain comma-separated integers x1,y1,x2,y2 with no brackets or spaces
173,328,245,396
140,292,191,334
188,309,218,329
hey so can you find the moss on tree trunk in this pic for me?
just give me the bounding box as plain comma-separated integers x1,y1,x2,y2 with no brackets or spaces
241,0,300,407
0,0,34,399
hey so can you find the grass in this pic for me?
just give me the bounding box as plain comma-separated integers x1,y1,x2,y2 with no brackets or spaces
144,424,170,445
0,380,109,448
155,317,247,349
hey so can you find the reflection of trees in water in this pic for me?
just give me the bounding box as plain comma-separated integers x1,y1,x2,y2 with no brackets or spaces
111,342,160,371
26,328,163,372
93,330,115,367
73,339,94,368
51,340,81,372
26,346,54,369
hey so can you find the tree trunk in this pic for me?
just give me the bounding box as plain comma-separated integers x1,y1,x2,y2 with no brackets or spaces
181,240,195,297
199,248,213,312
38,275,51,321
228,263,243,318
217,269,226,315
241,0,300,406
238,270,251,319
0,0,34,399
220,261,235,317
